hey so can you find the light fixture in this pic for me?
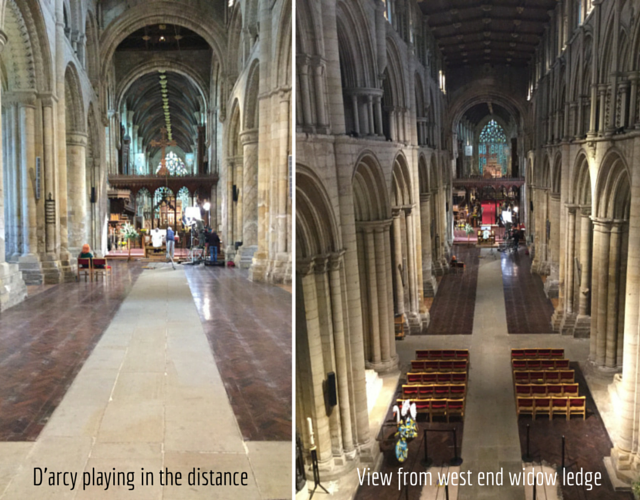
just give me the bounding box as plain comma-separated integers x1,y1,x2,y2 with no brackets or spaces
203,202,211,211
159,36,166,42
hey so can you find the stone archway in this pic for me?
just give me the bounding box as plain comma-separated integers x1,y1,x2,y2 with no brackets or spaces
418,154,437,296
353,153,397,373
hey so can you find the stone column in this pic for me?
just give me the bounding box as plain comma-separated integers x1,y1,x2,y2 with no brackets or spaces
598,85,607,134
383,223,396,363
575,207,592,337
629,73,639,128
0,30,27,308
351,95,360,135
276,93,290,256
239,129,258,268
561,205,577,334
328,252,354,454
296,261,332,468
392,211,405,316
545,192,561,296
405,207,421,333
374,96,383,136
42,101,58,258
298,62,312,129
234,160,243,246
366,95,375,136
364,227,381,365
312,62,328,131
605,220,623,369
420,193,437,296
593,218,611,365
374,225,391,364
66,132,88,257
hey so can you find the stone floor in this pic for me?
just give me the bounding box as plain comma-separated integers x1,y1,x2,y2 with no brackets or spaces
0,263,291,499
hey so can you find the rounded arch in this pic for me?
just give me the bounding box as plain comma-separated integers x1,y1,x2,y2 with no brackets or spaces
227,99,242,157
595,150,631,219
352,152,390,222
539,153,551,189
296,165,340,258
391,153,412,207
2,0,53,93
99,3,227,83
335,0,376,89
243,59,260,130
65,62,86,134
227,2,243,78
572,151,592,206
275,0,292,88
115,60,209,114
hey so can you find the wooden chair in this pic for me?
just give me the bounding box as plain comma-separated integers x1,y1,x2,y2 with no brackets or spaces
77,258,92,281
429,400,447,422
516,398,534,418
447,399,465,422
568,397,587,420
534,397,552,420
92,258,112,280
552,398,569,420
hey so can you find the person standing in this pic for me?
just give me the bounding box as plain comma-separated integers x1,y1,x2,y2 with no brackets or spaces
207,230,221,263
166,226,175,260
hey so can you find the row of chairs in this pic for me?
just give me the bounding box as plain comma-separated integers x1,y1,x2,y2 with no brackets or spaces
407,372,467,385
515,383,579,397
512,359,570,370
398,398,465,423
511,348,564,360
401,384,466,400
410,359,468,373
415,349,469,360
513,370,575,384
77,258,112,281
516,396,586,420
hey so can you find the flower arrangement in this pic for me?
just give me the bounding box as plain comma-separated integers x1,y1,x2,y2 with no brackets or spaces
120,223,139,260
464,223,474,245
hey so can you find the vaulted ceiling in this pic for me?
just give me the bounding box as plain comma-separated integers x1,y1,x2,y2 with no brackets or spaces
123,72,202,155
418,0,557,67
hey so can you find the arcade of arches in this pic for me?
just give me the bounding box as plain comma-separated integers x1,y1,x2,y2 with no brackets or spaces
0,0,291,498
296,0,640,498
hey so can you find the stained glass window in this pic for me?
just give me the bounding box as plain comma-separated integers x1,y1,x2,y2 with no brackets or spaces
155,151,188,176
177,187,191,211
154,187,175,215
479,120,509,177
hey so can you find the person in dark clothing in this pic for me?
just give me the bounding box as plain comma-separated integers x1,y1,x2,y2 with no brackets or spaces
207,231,221,263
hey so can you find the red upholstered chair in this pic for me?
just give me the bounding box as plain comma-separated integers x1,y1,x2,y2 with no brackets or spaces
563,384,579,396
541,360,555,370
450,385,466,398
452,373,467,383
434,386,449,399
439,361,454,371
515,384,531,396
534,397,552,420
530,371,545,383
407,373,422,384
559,371,575,383
568,397,586,420
547,385,563,396
524,349,537,359
424,373,437,383
528,360,542,369
416,350,429,359
512,349,525,359
514,371,529,383
551,349,564,358
453,361,467,372
538,349,551,358
411,360,425,371
517,398,534,418
552,398,569,420
545,371,561,383
77,258,92,281
532,385,547,396
429,400,447,422
425,361,439,372
414,400,430,414
447,399,464,422
430,350,443,359
418,386,434,399
402,386,419,398
456,350,469,361
442,350,456,360
92,258,111,280
556,359,570,369
512,359,526,370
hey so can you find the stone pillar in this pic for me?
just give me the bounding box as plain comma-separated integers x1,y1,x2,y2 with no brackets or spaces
629,73,639,128
66,132,88,257
593,218,611,365
351,95,360,135
0,30,27,308
312,62,328,132
605,220,623,369
374,96,383,136
405,208,421,333
575,207,592,337
598,85,607,135
420,193,437,297
364,227,381,365
561,205,578,334
545,192,561,296
238,129,258,268
328,252,354,454
383,222,396,362
298,62,312,129
374,226,391,364
276,93,290,256
392,211,405,316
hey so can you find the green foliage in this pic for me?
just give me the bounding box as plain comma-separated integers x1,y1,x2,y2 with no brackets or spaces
464,223,474,236
120,222,139,241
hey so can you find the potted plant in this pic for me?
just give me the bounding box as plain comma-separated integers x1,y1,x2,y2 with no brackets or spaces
120,223,139,262
464,223,474,246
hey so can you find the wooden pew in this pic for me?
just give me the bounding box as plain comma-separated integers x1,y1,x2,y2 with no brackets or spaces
410,359,468,373
406,372,468,385
415,349,469,361
402,384,466,400
511,359,571,370
512,370,575,384
397,398,466,423
511,348,564,360
516,396,586,420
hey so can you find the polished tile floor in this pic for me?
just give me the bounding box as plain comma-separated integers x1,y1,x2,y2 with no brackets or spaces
184,266,292,441
0,262,143,441
426,246,480,335
501,249,554,334
0,263,291,499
